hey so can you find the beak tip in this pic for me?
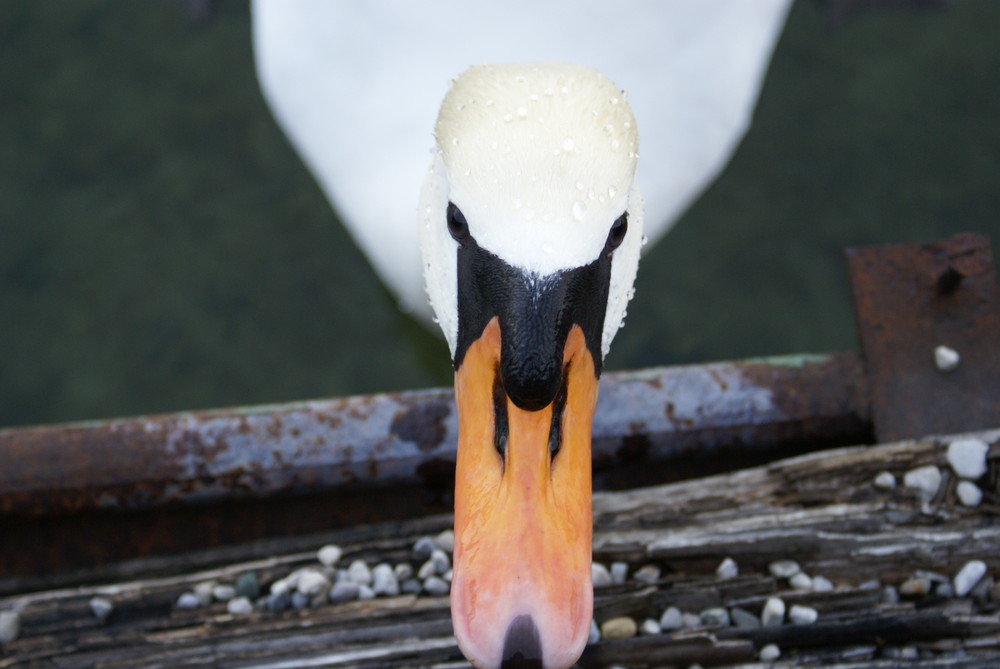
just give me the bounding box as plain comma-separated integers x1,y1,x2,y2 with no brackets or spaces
500,615,543,669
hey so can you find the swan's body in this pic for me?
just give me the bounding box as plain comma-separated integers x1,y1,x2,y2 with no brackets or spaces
252,0,792,317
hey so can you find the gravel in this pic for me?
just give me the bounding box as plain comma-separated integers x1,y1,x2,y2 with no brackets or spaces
957,481,983,507
433,529,455,553
413,536,437,557
600,616,637,639
226,597,253,615
659,606,683,631
759,643,781,661
329,581,360,603
730,607,760,628
423,576,450,596
934,345,960,372
592,562,612,587
873,471,896,489
0,610,21,644
235,572,260,600
761,597,785,626
371,563,400,596
633,564,660,584
790,572,813,590
954,560,987,597
947,438,989,480
347,560,373,586
212,584,236,602
317,544,343,567
610,561,628,584
903,465,942,500
700,607,729,627
768,560,800,579
715,557,738,580
89,597,113,621
639,618,661,635
176,592,201,610
789,604,818,625
588,619,601,644
297,569,331,597
812,575,834,592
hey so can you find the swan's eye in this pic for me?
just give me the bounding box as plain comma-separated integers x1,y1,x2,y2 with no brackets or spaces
447,202,470,243
604,212,628,252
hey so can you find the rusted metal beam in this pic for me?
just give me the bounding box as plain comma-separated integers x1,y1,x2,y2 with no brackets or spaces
846,233,1000,443
0,353,869,520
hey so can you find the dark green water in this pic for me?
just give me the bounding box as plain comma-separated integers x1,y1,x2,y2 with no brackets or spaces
2,1,998,428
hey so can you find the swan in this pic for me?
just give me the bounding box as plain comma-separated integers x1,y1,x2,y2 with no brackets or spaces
251,4,792,667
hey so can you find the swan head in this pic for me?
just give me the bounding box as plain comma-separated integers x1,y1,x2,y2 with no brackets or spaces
419,63,642,669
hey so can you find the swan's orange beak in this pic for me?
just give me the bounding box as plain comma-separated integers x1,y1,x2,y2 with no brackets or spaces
451,317,597,669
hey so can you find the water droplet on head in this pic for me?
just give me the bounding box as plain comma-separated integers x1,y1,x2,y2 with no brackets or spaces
572,201,588,221
490,140,498,150
608,185,618,199
603,124,614,134
575,180,585,191
529,93,539,101
516,106,528,119
452,137,460,146
610,97,619,105
611,139,621,151
587,188,596,201
503,113,513,123
561,137,575,152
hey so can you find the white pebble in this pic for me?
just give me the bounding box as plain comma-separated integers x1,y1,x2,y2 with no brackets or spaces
176,592,201,610
790,572,813,590
592,562,612,587
789,604,818,625
372,563,400,596
193,580,215,606
317,544,343,567
226,596,254,615
769,560,800,579
89,596,113,621
417,559,438,580
715,557,738,580
639,618,661,635
329,581,360,603
423,576,450,596
873,471,897,490
434,529,455,553
700,607,730,627
633,565,661,584
903,465,941,500
357,584,376,600
610,561,628,584
297,569,331,596
954,560,988,597
600,616,637,639
812,575,834,592
761,597,785,626
413,536,436,556
957,481,983,507
394,563,413,581
0,610,20,644
659,606,683,631
347,559,373,586
212,584,236,602
934,345,960,372
429,549,451,574
442,568,453,582
947,438,989,480
759,643,781,661
270,578,290,597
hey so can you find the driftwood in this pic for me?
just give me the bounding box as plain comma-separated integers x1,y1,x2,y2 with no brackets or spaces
1,430,999,668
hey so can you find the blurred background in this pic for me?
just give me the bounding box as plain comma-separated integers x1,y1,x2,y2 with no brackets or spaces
1,0,998,429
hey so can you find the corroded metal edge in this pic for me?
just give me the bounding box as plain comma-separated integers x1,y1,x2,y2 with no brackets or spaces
0,352,869,517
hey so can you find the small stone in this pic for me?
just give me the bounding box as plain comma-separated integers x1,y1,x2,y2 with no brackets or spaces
639,618,661,635
443,569,453,582
270,578,290,597
934,345,960,372
176,592,201,610
413,536,437,556
417,559,437,580
730,607,760,628
0,610,20,644
212,584,236,602
372,563,400,596
954,560,987,597
291,591,310,609
610,561,628,584
588,619,601,644
429,549,451,574
936,582,955,598
592,562,612,587
423,576,450,596
899,576,933,596
903,465,942,501
89,596,113,621
329,581,360,603
873,471,897,490
768,560,800,579
357,584,375,600
317,544,343,567
600,616,637,639
881,585,900,604
957,481,983,507
394,563,413,581
434,529,455,553
859,578,882,590
789,605,818,625
193,581,215,606
235,572,260,600
681,612,703,629
790,572,813,590
947,439,989,480
347,560,373,586
759,643,781,661
716,557,738,580
267,590,291,612
297,569,331,597
659,606,683,631
700,607,729,627
812,575,834,592
226,596,253,615
401,578,422,595
633,565,661,584
761,597,785,626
